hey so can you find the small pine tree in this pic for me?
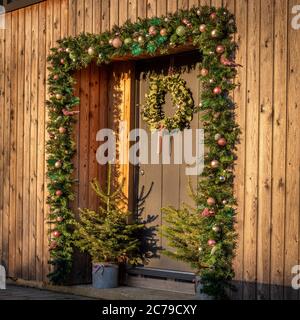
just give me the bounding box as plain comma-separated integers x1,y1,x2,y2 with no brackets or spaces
73,164,145,265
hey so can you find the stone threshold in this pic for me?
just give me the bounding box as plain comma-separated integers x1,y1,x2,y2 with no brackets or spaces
6,278,201,300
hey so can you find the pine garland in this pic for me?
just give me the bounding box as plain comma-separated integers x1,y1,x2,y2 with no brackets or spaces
46,5,238,292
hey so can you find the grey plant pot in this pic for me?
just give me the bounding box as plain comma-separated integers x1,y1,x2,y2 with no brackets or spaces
92,263,119,289
194,276,214,300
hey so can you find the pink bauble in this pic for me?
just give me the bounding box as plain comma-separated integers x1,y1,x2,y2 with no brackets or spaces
213,87,222,95
56,216,64,223
216,45,225,54
58,127,66,134
160,28,167,36
201,208,215,218
207,197,216,206
50,241,58,250
210,12,217,20
217,137,227,147
199,24,206,33
112,37,123,48
52,230,61,238
53,74,59,80
208,239,216,246
55,190,63,197
200,68,209,77
148,26,157,36
60,58,65,64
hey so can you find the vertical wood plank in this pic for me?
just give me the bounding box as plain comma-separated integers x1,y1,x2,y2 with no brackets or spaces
110,0,119,29
29,3,39,280
271,0,287,300
200,0,211,7
189,0,199,9
0,13,5,264
101,0,110,32
128,0,137,22
8,11,18,278
84,0,93,33
138,0,147,17
211,0,222,8
147,0,157,17
167,0,178,14
76,0,85,34
285,0,300,300
68,0,77,36
178,0,188,10
119,0,128,24
78,66,90,210
93,0,102,33
36,1,46,282
88,63,100,210
15,8,25,280
157,0,167,15
243,0,260,300
257,0,274,300
61,0,69,38
22,7,31,280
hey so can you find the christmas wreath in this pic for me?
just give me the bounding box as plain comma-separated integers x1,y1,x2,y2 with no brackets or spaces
142,73,195,131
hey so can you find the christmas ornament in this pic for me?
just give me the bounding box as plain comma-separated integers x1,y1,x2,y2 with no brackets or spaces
182,18,189,25
217,137,227,146
208,239,216,246
196,9,201,15
222,200,228,205
207,197,216,206
49,241,58,250
58,127,66,134
200,68,208,77
65,48,70,53
60,58,65,64
160,28,167,36
199,24,206,33
57,47,64,53
55,190,63,197
176,26,186,37
198,247,203,252
53,74,59,80
112,37,123,48
52,230,61,238
201,208,215,217
210,12,217,20
124,37,132,45
62,109,80,116
87,47,95,56
213,86,222,95
214,133,222,141
56,216,64,222
55,93,62,100
137,35,144,44
54,160,62,169
148,26,157,36
211,160,219,168
212,225,221,233
209,79,215,84
108,38,114,45
211,29,218,38
216,45,225,54
219,176,226,182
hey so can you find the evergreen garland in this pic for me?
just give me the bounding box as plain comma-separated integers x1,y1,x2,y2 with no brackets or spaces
46,5,238,292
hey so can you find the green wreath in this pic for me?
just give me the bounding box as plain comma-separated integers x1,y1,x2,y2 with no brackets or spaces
142,73,195,131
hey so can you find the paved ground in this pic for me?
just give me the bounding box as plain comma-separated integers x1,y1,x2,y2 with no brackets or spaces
0,284,94,300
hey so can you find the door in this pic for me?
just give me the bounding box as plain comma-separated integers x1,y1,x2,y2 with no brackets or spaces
135,51,202,273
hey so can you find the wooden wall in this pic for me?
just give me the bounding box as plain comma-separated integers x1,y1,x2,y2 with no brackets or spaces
0,0,299,299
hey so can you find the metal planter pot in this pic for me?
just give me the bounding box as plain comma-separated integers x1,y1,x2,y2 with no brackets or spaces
92,263,119,289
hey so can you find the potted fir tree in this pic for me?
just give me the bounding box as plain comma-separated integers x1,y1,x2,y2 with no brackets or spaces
73,164,144,289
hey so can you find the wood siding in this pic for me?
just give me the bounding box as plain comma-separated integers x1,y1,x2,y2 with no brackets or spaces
0,0,299,299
